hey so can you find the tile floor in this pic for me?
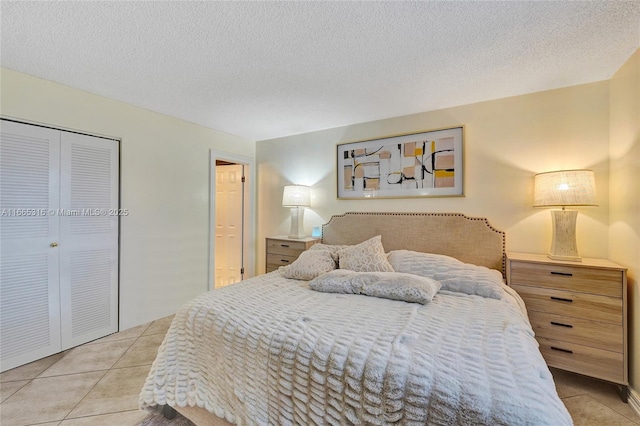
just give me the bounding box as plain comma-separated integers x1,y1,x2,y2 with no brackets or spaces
0,315,173,426
1,314,639,426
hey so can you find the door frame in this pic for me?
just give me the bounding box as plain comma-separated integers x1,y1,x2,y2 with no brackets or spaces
208,150,255,291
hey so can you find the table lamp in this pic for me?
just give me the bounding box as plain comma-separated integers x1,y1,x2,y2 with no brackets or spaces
282,185,311,239
533,169,597,261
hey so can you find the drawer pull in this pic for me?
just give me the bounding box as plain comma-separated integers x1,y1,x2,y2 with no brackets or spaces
550,296,573,303
550,271,573,277
280,244,290,248
281,259,290,263
550,321,573,328
550,346,573,354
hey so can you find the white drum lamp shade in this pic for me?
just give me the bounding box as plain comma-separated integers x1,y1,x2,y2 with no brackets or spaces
282,185,311,239
533,169,597,261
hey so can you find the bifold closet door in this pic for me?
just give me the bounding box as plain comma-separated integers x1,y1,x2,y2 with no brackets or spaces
0,120,119,372
0,121,63,372
59,132,119,350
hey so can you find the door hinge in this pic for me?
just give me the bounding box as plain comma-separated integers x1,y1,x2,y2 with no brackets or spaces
241,176,246,183
241,267,245,275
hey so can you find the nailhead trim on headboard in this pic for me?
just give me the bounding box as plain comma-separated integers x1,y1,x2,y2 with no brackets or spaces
321,212,506,276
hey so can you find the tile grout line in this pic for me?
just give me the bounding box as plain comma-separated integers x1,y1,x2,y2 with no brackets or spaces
60,327,151,421
6,321,640,425
1,380,31,403
56,317,172,422
58,369,110,422
552,369,640,423
1,319,165,425
585,388,640,423
59,408,147,424
1,368,108,410
562,392,640,424
613,405,640,424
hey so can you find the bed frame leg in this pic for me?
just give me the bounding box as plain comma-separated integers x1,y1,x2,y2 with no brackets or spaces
163,405,177,420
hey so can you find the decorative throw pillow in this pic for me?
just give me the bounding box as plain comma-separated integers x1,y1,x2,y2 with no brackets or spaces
387,250,504,299
337,235,394,272
281,250,337,280
309,269,440,304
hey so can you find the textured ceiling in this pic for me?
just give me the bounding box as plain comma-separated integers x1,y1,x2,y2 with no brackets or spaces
1,1,639,141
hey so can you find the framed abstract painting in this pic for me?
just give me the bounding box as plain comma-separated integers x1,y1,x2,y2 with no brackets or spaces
337,126,464,199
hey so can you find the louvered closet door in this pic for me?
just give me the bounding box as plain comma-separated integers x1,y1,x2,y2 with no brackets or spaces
59,132,119,349
0,121,62,372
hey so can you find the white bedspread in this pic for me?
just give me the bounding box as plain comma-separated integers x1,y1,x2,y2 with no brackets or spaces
140,272,572,425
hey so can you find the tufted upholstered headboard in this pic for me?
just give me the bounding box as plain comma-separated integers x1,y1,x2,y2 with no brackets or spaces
321,212,506,275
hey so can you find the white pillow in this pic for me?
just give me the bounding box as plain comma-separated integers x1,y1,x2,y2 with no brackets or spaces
309,269,441,304
387,250,504,299
337,235,394,272
281,250,337,280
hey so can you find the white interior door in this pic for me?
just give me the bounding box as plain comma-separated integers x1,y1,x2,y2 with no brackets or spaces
0,121,62,372
59,132,119,349
214,164,243,288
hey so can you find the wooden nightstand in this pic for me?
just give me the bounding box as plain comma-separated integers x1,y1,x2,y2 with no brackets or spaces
506,252,628,400
265,236,320,273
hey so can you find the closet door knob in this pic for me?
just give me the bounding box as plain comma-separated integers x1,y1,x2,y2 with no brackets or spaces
50,242,59,247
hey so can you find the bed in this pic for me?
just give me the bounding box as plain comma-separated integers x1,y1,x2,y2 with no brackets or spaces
140,212,572,425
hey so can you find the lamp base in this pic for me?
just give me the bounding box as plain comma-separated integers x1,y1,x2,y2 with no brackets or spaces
548,209,582,262
288,207,306,239
547,253,582,262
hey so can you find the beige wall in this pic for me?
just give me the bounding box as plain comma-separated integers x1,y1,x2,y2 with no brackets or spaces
0,68,255,330
257,53,640,397
257,81,611,272
609,49,640,395
3,55,636,397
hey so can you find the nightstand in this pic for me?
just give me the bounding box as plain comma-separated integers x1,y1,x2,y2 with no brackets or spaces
265,236,320,273
506,252,628,400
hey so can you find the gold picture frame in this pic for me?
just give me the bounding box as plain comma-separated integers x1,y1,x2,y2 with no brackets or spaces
337,126,464,199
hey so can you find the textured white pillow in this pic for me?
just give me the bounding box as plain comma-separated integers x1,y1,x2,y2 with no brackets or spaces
281,250,337,280
387,250,504,299
338,235,394,272
309,269,440,304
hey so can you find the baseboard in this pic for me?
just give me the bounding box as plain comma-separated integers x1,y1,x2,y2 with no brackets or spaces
629,386,640,418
